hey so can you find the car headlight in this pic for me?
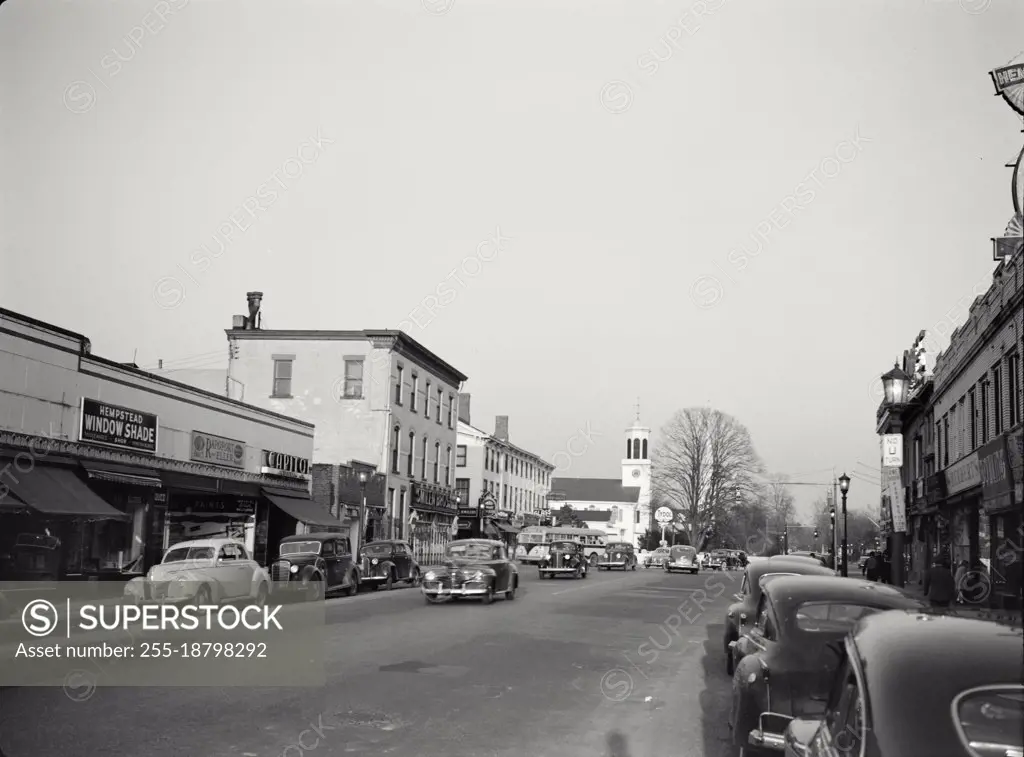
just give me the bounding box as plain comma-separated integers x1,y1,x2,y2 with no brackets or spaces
371,558,379,565
290,565,299,574
424,571,437,581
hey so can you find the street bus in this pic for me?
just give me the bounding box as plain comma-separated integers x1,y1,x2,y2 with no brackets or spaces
515,526,607,565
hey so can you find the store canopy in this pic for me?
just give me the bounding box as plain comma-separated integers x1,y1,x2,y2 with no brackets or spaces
81,461,162,488
262,487,344,529
3,464,129,520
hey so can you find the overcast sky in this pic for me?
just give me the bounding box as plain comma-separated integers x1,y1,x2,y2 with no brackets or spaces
2,0,1022,521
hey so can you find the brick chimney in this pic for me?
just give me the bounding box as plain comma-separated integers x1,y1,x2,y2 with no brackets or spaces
245,291,263,330
495,415,509,442
458,393,471,425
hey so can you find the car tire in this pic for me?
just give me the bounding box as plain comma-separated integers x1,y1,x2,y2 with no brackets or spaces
194,584,212,606
574,567,582,580
410,568,421,586
255,583,268,607
343,571,358,596
506,579,517,600
482,585,494,605
589,554,599,568
385,571,394,591
306,575,324,602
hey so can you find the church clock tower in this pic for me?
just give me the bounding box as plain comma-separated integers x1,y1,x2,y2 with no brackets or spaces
621,402,652,525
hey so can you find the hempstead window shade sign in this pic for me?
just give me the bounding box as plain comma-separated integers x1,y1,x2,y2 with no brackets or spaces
79,398,158,453
191,431,246,469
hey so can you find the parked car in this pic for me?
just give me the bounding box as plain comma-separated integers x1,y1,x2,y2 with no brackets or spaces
124,538,270,606
705,551,727,571
421,539,518,605
597,542,637,571
665,545,699,574
784,551,830,569
270,532,358,600
729,576,928,754
539,540,588,579
723,556,835,675
645,547,671,569
782,611,1024,757
358,539,420,591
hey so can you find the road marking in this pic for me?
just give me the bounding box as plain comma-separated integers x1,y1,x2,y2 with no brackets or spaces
551,575,640,596
630,586,706,593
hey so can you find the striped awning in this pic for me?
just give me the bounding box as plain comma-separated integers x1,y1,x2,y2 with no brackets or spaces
81,461,162,488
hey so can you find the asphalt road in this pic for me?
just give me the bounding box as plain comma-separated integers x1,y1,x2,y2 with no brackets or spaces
0,566,746,757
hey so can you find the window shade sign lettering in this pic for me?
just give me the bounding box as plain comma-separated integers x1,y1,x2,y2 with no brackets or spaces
80,398,158,453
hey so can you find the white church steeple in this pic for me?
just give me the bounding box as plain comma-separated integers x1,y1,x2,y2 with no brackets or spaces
621,399,652,522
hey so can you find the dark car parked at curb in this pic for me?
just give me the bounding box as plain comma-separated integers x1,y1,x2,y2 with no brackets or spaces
729,576,928,755
782,611,1024,757
724,556,835,675
270,532,359,600
539,540,588,579
359,540,420,591
421,539,519,605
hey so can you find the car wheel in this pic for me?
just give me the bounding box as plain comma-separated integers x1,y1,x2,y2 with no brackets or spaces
410,568,421,586
194,584,212,606
506,579,517,600
306,575,323,602
385,571,394,591
574,567,582,580
589,554,599,568
344,571,358,596
482,585,494,605
255,583,268,607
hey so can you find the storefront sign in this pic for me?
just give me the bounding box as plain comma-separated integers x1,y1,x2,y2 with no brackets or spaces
945,451,981,495
261,450,310,480
979,435,1014,513
458,507,479,518
991,59,1024,116
411,484,455,514
882,466,907,533
881,434,903,468
479,492,496,511
925,471,947,507
190,431,246,469
80,398,158,453
171,495,257,515
456,519,474,530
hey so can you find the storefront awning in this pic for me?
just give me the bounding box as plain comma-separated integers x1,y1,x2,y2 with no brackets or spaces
262,487,344,529
81,461,162,488
4,464,129,520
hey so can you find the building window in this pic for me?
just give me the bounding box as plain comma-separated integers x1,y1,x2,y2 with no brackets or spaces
272,358,293,397
993,364,1003,435
1010,351,1021,427
445,446,452,486
395,365,404,405
632,439,640,459
421,436,428,479
411,374,419,412
456,445,467,467
943,416,949,468
626,440,631,459
913,436,922,480
642,439,648,459
343,358,364,399
433,442,440,483
981,381,990,443
424,380,431,417
968,389,977,451
455,478,470,506
407,431,415,475
391,425,401,473
436,388,443,423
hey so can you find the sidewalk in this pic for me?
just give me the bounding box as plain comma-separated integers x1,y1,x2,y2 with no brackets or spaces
901,583,1023,626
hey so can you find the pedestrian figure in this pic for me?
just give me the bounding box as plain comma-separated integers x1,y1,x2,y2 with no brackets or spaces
923,556,956,609
864,551,879,582
954,559,969,604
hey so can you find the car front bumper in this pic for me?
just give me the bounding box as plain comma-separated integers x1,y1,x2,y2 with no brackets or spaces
598,561,627,567
422,580,489,597
539,567,581,573
667,562,696,569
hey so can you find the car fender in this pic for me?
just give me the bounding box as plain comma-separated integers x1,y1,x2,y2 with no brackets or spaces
250,566,270,595
731,655,768,741
380,560,396,576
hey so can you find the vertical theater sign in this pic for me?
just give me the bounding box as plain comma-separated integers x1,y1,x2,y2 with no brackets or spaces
991,54,1024,260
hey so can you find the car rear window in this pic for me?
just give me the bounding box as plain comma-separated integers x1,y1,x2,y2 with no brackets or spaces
794,602,882,633
163,546,214,562
955,686,1024,757
362,543,392,557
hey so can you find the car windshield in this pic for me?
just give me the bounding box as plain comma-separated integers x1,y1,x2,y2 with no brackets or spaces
162,546,215,563
362,543,393,557
447,543,493,561
794,603,883,633
654,548,670,555
607,544,630,551
671,547,695,557
955,686,1024,757
279,541,321,556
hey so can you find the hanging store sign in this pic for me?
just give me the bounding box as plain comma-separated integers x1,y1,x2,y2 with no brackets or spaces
880,434,903,468
882,467,907,533
191,431,246,469
261,450,311,480
457,507,479,518
979,435,1014,513
171,495,257,516
990,58,1024,116
945,451,981,496
80,398,158,454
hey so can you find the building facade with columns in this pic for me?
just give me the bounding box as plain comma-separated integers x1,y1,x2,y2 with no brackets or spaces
222,292,468,557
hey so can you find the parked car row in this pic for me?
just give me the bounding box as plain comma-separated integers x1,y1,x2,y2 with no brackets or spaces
722,556,1024,757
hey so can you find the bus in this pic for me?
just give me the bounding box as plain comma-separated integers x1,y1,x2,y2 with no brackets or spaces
515,526,607,565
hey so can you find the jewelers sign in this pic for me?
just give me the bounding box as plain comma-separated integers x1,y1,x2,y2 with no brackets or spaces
80,398,158,453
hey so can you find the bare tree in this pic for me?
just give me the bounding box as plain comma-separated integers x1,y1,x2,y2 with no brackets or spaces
652,407,764,549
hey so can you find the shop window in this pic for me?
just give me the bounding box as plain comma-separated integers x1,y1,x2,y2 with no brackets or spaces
272,358,293,398
456,445,467,467
343,358,364,399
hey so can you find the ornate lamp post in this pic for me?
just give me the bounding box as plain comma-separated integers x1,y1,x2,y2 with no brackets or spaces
838,473,850,577
879,363,912,587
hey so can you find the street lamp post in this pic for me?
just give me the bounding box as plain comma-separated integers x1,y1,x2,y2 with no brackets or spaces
839,473,850,577
358,471,368,554
879,363,912,587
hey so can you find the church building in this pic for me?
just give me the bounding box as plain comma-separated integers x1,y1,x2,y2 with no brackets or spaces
548,410,653,548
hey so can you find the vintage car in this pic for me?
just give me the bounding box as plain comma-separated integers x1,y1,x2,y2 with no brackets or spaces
781,611,1024,757
269,532,359,600
597,542,637,571
421,539,519,604
665,545,699,574
645,547,671,569
723,556,835,675
729,576,928,754
784,551,831,569
538,540,588,579
358,539,420,590
124,538,271,606
705,550,727,571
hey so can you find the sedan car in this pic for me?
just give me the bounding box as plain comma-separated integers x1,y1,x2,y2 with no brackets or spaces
665,545,699,574
358,539,420,590
124,538,271,606
539,540,588,579
782,611,1023,757
270,532,358,600
645,547,671,569
421,539,519,604
723,556,835,675
729,576,928,754
597,542,637,571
